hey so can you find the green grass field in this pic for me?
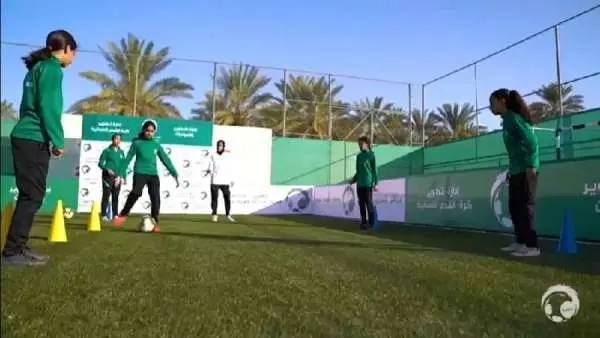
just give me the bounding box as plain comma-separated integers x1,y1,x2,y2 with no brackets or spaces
2,214,599,338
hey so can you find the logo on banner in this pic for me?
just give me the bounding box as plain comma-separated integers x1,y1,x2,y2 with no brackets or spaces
161,190,170,199
82,143,92,152
182,160,191,168
541,284,580,323
342,185,356,215
181,202,189,209
182,180,190,188
199,192,208,200
80,188,89,197
201,150,209,157
286,188,311,212
165,147,172,155
490,170,512,228
143,201,151,210
81,165,91,175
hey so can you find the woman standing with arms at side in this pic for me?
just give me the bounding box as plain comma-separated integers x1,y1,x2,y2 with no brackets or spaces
1,30,77,267
112,120,179,232
349,136,378,230
490,88,541,257
98,133,126,221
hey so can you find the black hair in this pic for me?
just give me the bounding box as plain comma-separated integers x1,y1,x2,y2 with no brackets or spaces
490,88,533,124
137,120,157,139
357,136,371,149
22,30,78,70
216,140,226,154
111,133,121,141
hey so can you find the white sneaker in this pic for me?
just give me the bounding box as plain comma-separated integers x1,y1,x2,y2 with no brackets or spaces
212,215,218,223
511,246,541,257
102,216,111,222
501,243,524,252
227,215,236,223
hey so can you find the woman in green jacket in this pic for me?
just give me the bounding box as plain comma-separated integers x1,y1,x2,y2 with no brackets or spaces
2,30,77,267
98,133,126,221
490,88,540,257
112,120,179,233
350,136,378,230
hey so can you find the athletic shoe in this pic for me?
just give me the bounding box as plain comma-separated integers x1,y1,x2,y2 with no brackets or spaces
359,223,369,230
152,224,161,233
1,253,46,267
112,215,127,228
501,243,524,252
212,215,218,223
102,216,111,222
227,215,236,223
511,246,541,257
22,247,50,262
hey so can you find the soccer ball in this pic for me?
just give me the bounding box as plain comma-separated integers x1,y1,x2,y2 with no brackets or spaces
138,215,156,233
63,208,74,219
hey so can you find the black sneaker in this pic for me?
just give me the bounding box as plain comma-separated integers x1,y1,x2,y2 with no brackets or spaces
1,253,46,267
359,223,369,230
23,247,50,262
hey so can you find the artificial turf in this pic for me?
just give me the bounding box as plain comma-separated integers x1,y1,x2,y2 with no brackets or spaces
1,214,599,337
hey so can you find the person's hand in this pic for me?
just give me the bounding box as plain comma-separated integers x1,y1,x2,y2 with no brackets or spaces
174,177,180,188
52,148,64,157
373,185,378,192
113,177,122,187
505,172,511,183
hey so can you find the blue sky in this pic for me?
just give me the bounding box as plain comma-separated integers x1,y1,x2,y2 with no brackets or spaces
1,0,599,130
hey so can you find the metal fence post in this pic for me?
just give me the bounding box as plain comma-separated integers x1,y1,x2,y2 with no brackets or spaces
554,25,564,161
211,62,217,123
421,84,426,146
282,69,288,137
408,84,412,146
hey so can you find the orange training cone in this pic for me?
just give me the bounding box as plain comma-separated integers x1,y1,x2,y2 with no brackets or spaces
1,202,15,251
88,201,101,232
48,200,68,243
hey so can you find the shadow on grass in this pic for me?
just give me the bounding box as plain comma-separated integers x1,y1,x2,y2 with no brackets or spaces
267,215,600,276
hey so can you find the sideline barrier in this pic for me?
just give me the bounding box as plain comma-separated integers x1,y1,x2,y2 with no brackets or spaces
405,157,600,241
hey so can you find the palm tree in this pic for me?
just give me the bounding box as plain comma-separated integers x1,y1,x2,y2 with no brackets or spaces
1,100,18,120
191,64,272,126
409,109,445,145
377,109,408,145
266,75,346,139
529,82,584,123
346,97,403,144
69,34,194,117
433,103,483,140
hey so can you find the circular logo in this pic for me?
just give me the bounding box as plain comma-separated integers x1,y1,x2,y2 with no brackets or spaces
142,201,151,210
201,149,209,157
286,188,311,212
83,143,92,152
342,185,356,215
199,192,208,200
165,147,172,155
490,170,512,228
201,169,211,178
163,169,171,177
81,165,91,175
161,190,170,199
182,180,190,188
181,201,189,209
80,188,89,197
182,160,191,168
541,284,580,323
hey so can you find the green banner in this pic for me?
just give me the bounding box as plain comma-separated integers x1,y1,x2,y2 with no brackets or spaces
406,158,600,241
81,114,213,145
1,176,79,213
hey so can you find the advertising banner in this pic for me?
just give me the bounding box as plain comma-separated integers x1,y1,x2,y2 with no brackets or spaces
405,158,600,240
212,185,314,215
311,178,406,222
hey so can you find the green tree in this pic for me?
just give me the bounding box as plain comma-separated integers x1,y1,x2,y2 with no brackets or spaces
409,109,445,145
433,103,484,140
70,34,193,117
529,82,584,122
346,97,405,144
266,75,346,139
1,100,18,120
191,64,272,125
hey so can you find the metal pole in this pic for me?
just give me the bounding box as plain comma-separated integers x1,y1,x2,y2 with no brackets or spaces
282,69,288,137
408,84,412,146
132,56,141,116
421,84,426,146
473,63,480,135
554,25,564,160
211,62,218,123
369,109,374,144
328,74,333,139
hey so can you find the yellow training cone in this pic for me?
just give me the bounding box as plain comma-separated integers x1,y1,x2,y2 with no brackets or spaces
49,200,68,243
88,201,101,232
1,202,15,251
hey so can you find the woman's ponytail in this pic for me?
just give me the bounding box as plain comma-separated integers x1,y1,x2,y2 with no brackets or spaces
21,47,53,70
507,90,533,124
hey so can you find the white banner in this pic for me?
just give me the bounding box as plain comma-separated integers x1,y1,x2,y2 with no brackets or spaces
77,141,212,214
310,178,406,222
218,185,313,215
